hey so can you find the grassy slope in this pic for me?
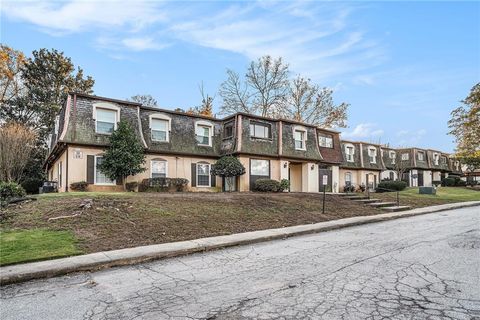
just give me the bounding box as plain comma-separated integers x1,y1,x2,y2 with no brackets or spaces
0,229,82,266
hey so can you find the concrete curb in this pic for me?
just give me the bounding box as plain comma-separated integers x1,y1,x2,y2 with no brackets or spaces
1,201,479,286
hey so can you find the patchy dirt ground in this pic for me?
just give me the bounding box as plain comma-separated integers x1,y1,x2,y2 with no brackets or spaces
1,192,383,254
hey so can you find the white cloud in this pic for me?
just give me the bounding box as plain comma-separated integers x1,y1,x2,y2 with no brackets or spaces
342,123,384,139
397,129,427,147
1,1,386,81
1,0,164,34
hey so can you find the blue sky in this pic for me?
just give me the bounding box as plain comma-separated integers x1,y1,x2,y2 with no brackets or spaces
2,1,479,152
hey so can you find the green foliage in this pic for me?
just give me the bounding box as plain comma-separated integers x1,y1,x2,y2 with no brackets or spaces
279,179,290,192
70,181,88,192
377,180,407,192
0,182,26,206
254,179,280,192
442,177,455,187
125,182,138,192
211,156,246,178
20,178,43,194
138,178,189,192
99,121,146,186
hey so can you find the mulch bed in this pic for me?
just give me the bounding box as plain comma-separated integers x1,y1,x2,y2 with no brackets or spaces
1,192,383,254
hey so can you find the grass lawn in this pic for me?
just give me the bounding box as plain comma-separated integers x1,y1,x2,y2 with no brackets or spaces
375,187,480,208
0,229,82,266
1,192,384,265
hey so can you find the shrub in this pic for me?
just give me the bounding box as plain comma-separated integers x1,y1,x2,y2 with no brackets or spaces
125,182,138,192
211,156,246,192
0,182,26,206
21,178,43,194
442,177,455,187
376,180,407,192
357,184,366,192
138,178,189,192
343,184,355,193
254,179,280,192
279,179,290,192
432,180,442,187
70,181,88,192
456,180,467,187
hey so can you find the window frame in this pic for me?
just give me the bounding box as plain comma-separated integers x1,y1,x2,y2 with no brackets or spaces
223,121,234,139
195,120,214,147
149,113,172,142
389,151,396,164
345,144,355,162
318,133,334,148
417,151,425,161
250,159,270,176
294,126,307,151
368,147,377,164
196,163,211,187
94,155,116,185
401,153,409,161
93,103,120,135
433,153,439,165
151,159,168,179
249,121,272,139
345,172,352,186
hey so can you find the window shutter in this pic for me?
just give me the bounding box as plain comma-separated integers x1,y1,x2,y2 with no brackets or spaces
87,155,95,184
211,173,216,187
191,163,196,187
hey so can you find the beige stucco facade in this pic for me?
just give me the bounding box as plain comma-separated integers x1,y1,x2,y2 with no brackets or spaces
339,168,381,190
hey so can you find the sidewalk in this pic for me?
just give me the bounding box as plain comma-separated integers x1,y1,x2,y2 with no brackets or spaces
1,201,479,285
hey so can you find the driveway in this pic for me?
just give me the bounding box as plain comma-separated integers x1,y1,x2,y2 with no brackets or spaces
1,207,479,319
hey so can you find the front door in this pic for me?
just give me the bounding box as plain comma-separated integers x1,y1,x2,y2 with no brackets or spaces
417,170,424,187
319,168,332,192
366,173,376,191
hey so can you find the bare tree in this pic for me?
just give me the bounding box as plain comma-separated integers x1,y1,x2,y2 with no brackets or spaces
219,69,252,115
283,75,348,128
188,82,215,117
0,122,37,182
393,155,410,183
129,94,158,107
219,55,289,117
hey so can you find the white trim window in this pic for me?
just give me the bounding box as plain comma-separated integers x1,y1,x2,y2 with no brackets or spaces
94,156,115,185
195,121,213,146
368,147,377,164
250,159,270,176
151,119,169,142
417,151,425,161
401,153,409,161
318,133,333,148
345,145,355,162
433,153,439,165
151,160,167,178
441,156,447,164
196,163,211,187
95,108,118,134
389,151,396,164
149,114,171,142
345,172,352,186
294,128,307,150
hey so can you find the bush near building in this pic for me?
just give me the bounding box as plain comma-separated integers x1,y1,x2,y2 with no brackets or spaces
254,179,281,192
376,180,407,192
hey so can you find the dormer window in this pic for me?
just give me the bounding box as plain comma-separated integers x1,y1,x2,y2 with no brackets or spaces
389,151,396,164
195,120,214,146
149,113,171,142
95,108,117,134
250,121,271,139
433,153,439,165
294,126,307,150
402,153,409,160
223,121,234,138
345,145,355,162
441,156,447,164
368,147,377,164
417,151,424,161
318,133,333,148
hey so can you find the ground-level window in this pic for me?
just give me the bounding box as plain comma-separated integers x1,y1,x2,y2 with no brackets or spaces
251,159,270,176
345,172,352,186
389,171,395,180
197,163,211,187
95,156,115,185
151,160,167,178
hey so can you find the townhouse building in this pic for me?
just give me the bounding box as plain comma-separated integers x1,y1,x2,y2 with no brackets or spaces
339,141,385,191
45,93,344,193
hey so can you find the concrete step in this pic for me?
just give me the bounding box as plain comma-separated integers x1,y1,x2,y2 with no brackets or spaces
381,206,411,212
354,199,381,204
369,202,398,208
345,195,368,200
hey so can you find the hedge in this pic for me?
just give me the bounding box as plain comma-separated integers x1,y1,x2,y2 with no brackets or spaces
376,180,407,192
254,179,280,192
0,182,26,207
138,178,189,192
70,181,88,192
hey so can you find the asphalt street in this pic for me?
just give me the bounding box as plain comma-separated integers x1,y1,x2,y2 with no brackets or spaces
1,206,479,320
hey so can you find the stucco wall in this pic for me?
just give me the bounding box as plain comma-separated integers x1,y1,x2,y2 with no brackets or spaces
289,164,302,192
